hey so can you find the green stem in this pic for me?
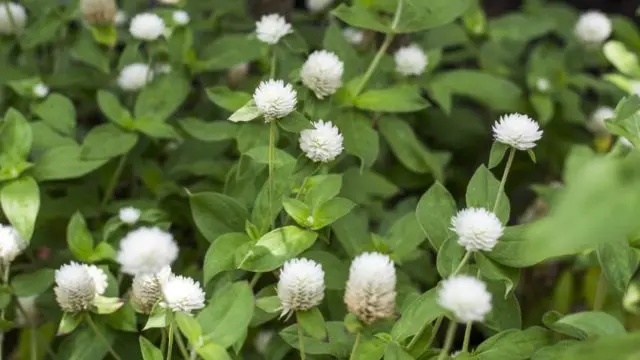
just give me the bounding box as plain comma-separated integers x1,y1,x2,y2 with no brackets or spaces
297,313,306,360
100,154,128,210
424,316,443,350
15,301,37,360
161,328,167,354
85,314,122,360
0,263,10,360
437,321,457,360
268,121,277,229
166,321,175,360
174,327,191,360
462,321,472,353
594,271,607,311
451,252,472,276
349,332,361,360
493,148,515,214
270,50,277,79
249,272,262,289
352,0,404,97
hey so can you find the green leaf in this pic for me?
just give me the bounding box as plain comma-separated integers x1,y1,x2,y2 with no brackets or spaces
416,182,457,250
197,282,254,348
546,311,626,340
135,72,190,123
190,192,249,242
466,165,510,223
489,13,554,42
0,108,32,161
206,87,252,112
283,198,312,227
196,343,232,360
278,111,312,133
11,268,54,297
71,32,110,73
384,343,415,360
603,41,640,78
310,197,356,230
553,333,640,360
33,145,108,181
107,303,137,332
303,251,348,290
395,0,472,33
331,4,390,33
132,119,180,139
20,12,64,49
67,211,94,261
143,306,168,330
97,91,133,128
436,237,465,278
33,93,76,135
304,174,343,209
386,213,426,262
474,327,552,360
195,35,264,72
485,281,521,331
378,116,443,181
297,308,327,340
351,336,388,360
332,210,371,257
178,118,238,142
354,86,429,113
92,295,124,314
1,176,39,241
239,226,318,272
139,336,164,360
391,288,443,341
228,100,262,123
488,142,509,169
333,111,379,169
280,322,352,357
80,124,138,160
597,238,638,297
476,253,519,297
88,25,117,47
176,311,203,345
203,233,252,284
57,313,82,335
530,94,554,125
245,146,297,167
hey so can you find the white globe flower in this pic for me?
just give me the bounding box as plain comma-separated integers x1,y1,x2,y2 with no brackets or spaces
253,79,297,121
343,27,364,45
492,113,543,150
438,275,492,323
0,2,27,35
117,63,154,92
0,224,26,264
131,266,172,314
299,120,343,162
119,206,141,224
116,226,179,276
306,0,334,13
155,63,172,74
172,10,189,26
574,11,612,45
83,264,108,295
588,106,615,134
255,13,292,45
129,12,165,41
394,44,428,76
114,10,127,26
344,252,396,324
277,258,325,318
451,208,504,252
161,274,206,313
536,78,550,92
32,83,49,98
54,262,97,313
80,0,117,25
301,50,344,99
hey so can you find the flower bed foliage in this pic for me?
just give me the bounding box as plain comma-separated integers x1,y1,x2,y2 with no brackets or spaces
0,0,639,359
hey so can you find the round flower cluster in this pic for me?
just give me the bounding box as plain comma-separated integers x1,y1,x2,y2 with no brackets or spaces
32,83,49,98
394,44,428,76
54,262,108,313
277,258,325,318
80,0,117,25
253,79,297,121
438,275,492,323
588,106,615,135
0,224,27,264
119,206,141,224
343,28,364,45
574,11,612,45
118,63,154,92
344,252,396,324
161,272,206,313
300,50,344,99
306,0,334,13
255,14,292,45
116,226,179,276
129,13,165,41
492,113,543,150
172,10,190,26
299,120,344,162
451,208,504,252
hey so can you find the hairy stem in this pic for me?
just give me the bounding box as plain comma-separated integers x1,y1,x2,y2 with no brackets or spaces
100,154,128,210
174,327,191,360
594,271,607,311
268,120,277,229
349,332,361,360
493,148,515,214
85,314,122,360
297,314,306,360
462,321,472,352
437,321,457,360
452,252,472,276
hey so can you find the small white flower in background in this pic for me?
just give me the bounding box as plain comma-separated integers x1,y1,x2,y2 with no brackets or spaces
587,106,615,134
344,252,396,324
155,63,172,74
32,83,49,98
343,27,364,45
83,264,108,295
574,11,612,45
254,330,274,355
0,2,27,35
116,226,179,276
451,208,504,252
253,79,297,121
129,13,165,41
305,0,334,13
255,13,292,45
117,63,154,92
619,137,634,148
277,258,325,318
119,206,141,224
158,0,181,3
301,50,344,99
492,113,543,150
54,262,104,312
114,10,127,26
535,78,550,92
394,44,428,76
0,224,26,264
172,10,189,26
131,266,171,314
161,274,206,313
438,275,492,323
299,120,344,162
80,0,117,25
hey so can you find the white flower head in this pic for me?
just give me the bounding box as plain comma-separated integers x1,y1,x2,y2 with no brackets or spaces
394,44,428,76
172,10,189,26
343,27,364,45
161,274,206,313
301,50,344,99
119,206,141,224
131,266,172,313
129,12,165,41
114,10,127,26
256,13,292,45
0,224,26,264
451,208,504,252
588,106,615,134
299,120,343,162
575,11,612,45
116,226,179,276
117,63,154,92
536,78,550,92
306,0,334,13
80,0,117,25
253,79,297,121
438,275,492,323
344,252,396,324
277,258,325,318
32,83,49,98
492,113,543,150
83,264,108,295
54,262,97,312
155,63,172,74
0,2,27,35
